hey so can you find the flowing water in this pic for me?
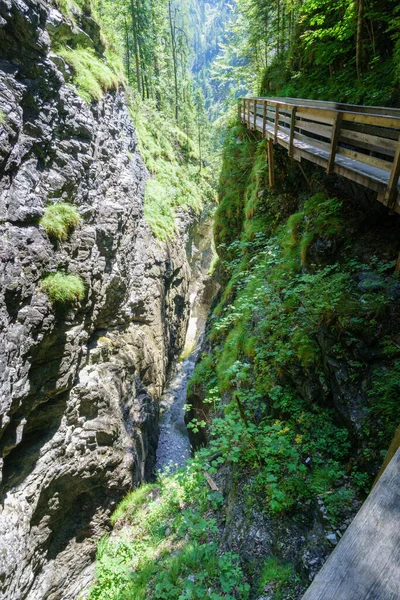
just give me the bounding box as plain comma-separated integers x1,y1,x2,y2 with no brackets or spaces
155,352,196,471
156,290,207,472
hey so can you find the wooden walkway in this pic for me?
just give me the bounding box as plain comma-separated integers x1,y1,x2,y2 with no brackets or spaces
301,447,400,600
239,97,400,214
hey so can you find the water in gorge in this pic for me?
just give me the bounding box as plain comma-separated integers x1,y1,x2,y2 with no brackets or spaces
156,290,206,471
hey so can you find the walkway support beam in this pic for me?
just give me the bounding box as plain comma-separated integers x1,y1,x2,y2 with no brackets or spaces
267,138,275,189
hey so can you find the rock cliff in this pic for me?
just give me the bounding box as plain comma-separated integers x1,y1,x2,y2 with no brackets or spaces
0,1,193,597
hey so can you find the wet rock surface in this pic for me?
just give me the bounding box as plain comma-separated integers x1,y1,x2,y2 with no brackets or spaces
0,1,192,598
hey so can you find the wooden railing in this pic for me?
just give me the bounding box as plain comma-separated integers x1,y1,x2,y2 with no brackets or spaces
239,97,400,213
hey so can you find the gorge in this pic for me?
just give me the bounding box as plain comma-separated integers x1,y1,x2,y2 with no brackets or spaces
1,0,400,598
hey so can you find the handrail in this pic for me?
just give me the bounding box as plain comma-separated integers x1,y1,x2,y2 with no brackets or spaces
238,96,400,212
250,96,400,117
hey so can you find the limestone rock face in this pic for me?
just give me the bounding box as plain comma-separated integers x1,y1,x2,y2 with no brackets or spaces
0,1,191,597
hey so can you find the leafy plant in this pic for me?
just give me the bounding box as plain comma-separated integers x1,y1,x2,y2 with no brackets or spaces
40,203,81,241
41,272,85,303
88,465,249,599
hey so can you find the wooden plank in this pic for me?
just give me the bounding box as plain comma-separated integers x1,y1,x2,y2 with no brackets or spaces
274,104,279,142
297,105,335,120
342,111,400,130
268,138,275,188
295,145,329,169
204,471,219,491
342,121,400,142
247,99,251,127
241,96,400,117
301,448,400,600
276,114,292,127
295,132,331,153
253,98,257,129
296,119,332,140
385,133,400,206
337,146,393,172
339,130,397,158
289,106,297,157
334,162,386,191
277,124,291,140
327,112,343,174
297,109,335,125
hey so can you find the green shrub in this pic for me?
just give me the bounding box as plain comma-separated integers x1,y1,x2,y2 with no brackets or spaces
41,272,85,303
40,203,81,241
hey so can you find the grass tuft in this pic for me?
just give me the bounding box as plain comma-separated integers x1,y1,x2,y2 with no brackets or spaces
41,272,85,303
57,46,124,103
40,203,81,241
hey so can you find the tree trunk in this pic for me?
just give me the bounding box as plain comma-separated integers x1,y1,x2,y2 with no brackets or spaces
130,0,141,95
356,0,364,78
169,0,179,121
276,0,280,56
197,100,202,172
124,17,130,82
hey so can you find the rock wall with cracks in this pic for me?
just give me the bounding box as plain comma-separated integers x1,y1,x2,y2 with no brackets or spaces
0,1,194,598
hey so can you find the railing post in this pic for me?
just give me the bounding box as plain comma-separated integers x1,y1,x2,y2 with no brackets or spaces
274,104,279,143
238,98,241,122
253,99,257,130
385,132,400,208
247,99,251,128
327,112,343,174
288,106,297,158
262,100,267,137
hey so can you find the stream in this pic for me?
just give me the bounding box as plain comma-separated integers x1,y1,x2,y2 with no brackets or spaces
156,289,208,472
155,352,195,471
